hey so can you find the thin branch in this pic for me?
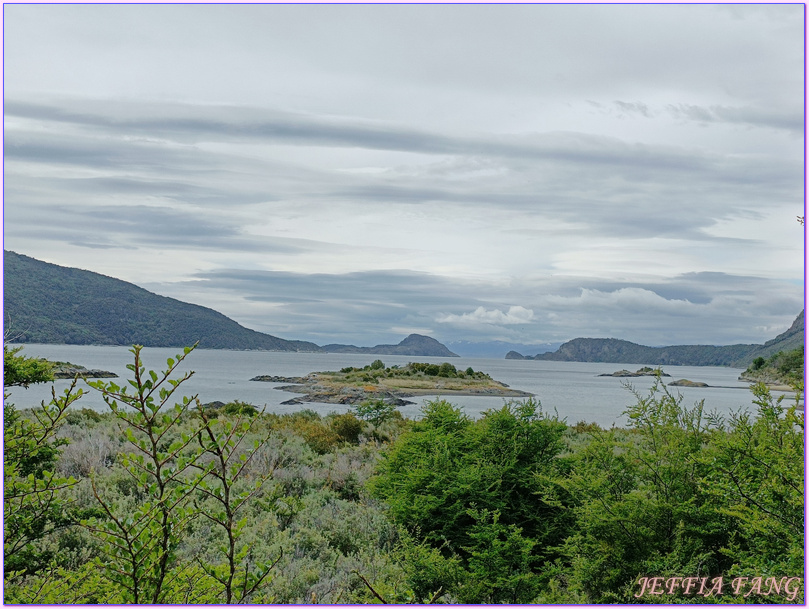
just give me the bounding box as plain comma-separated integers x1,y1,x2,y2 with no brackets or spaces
353,570,388,604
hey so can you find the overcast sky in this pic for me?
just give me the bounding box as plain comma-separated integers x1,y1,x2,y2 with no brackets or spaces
3,4,805,352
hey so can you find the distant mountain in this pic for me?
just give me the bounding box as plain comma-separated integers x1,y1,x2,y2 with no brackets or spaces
321,334,459,357
520,339,758,367
508,311,805,368
3,251,321,351
447,340,562,359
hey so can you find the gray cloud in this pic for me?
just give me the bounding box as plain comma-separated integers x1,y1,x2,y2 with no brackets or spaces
7,97,800,253
8,99,799,177
3,5,803,350
5,97,801,255
613,101,653,118
667,103,803,133
4,200,307,254
140,267,803,348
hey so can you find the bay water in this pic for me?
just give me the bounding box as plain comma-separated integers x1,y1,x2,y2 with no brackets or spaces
6,344,797,428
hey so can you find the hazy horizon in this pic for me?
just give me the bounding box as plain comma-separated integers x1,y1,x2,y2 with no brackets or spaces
3,4,804,349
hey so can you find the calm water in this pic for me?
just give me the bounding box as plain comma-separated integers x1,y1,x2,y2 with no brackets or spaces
6,344,798,428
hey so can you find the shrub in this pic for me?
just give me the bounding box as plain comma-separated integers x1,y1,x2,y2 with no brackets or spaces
223,400,259,416
297,421,342,455
64,408,103,426
329,413,363,445
437,362,457,377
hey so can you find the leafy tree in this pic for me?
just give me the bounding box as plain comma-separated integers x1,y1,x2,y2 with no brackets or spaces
547,379,734,602
437,362,457,377
329,412,363,444
456,508,541,604
543,377,805,603
4,346,83,580
352,527,463,604
369,359,385,371
4,385,84,578
83,345,205,603
393,529,464,603
4,345,54,389
193,401,283,603
776,346,804,383
351,398,397,427
82,344,296,603
703,384,804,584
369,398,568,602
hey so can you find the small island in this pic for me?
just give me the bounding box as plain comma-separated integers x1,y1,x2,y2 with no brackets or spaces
598,367,671,378
251,360,533,406
668,379,709,388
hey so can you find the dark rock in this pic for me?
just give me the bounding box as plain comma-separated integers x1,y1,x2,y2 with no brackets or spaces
197,400,228,410
280,397,306,405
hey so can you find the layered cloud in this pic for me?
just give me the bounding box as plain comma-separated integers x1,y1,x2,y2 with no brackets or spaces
139,267,804,348
437,306,536,327
2,4,803,349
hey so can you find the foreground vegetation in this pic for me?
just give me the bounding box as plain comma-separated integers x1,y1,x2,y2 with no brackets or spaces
4,344,804,603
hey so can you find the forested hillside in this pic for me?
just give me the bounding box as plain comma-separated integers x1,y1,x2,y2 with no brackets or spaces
524,338,758,366
3,251,320,351
4,344,804,604
510,310,804,368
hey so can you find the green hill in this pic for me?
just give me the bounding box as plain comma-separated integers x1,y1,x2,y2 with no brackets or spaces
321,334,459,357
3,251,321,351
510,310,805,368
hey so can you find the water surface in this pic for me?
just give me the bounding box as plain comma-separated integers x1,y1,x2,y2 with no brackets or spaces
7,344,796,428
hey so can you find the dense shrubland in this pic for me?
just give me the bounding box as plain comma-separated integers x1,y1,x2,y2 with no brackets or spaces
3,345,804,603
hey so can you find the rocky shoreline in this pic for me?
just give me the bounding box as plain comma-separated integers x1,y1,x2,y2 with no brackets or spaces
51,363,117,379
737,370,797,392
598,367,671,378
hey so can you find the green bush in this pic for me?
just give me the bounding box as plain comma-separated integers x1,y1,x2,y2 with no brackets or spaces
351,399,397,427
330,413,363,444
223,400,259,416
437,362,457,377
